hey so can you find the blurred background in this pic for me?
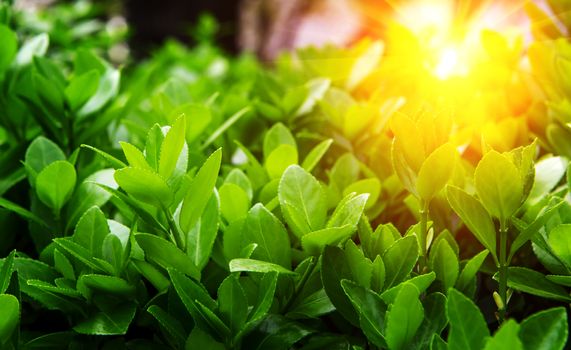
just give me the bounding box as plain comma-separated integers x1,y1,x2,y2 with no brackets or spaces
14,0,368,61
14,0,557,64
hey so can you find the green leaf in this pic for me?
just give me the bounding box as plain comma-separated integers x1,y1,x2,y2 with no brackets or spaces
385,283,424,350
159,115,187,180
265,144,299,179
66,169,118,230
360,222,396,259
383,236,419,289
0,250,16,294
135,233,200,280
548,224,571,267
169,269,218,314
519,307,568,350
279,165,327,237
295,78,331,116
218,275,248,334
186,328,225,350
390,113,424,171
65,70,100,111
341,280,387,348
416,143,456,201
509,198,564,261
25,137,66,185
16,33,48,66
78,68,120,118
187,192,219,270
430,239,459,291
283,85,308,116
431,334,448,350
371,255,386,292
392,139,418,196
456,250,489,292
381,272,436,304
26,279,79,299
527,156,567,205
301,225,355,255
78,274,135,297
222,219,246,261
53,249,74,280
446,185,497,260
120,142,152,171
34,56,65,90
36,161,77,213
184,104,212,144
508,140,536,202
499,267,571,302
96,184,168,234
132,260,170,292
484,320,522,350
147,305,186,348
229,259,296,275
248,272,278,323
180,148,222,233
72,206,109,258
21,332,75,349
474,150,523,221
286,289,335,319
327,193,369,228
219,183,250,222
263,123,297,161
0,294,19,345
73,49,105,75
0,25,17,74
446,288,490,350
53,238,112,274
114,167,173,208
201,106,251,149
546,275,571,287
302,139,333,172
252,314,313,350
145,124,164,171
102,234,123,274
74,302,136,335
168,269,225,337
321,246,359,326
14,257,58,282
329,153,360,196
343,178,381,209
81,144,127,169
243,204,291,268
225,169,253,200
410,292,448,350
345,240,373,288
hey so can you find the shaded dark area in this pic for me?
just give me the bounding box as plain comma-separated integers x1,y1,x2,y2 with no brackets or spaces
124,0,240,57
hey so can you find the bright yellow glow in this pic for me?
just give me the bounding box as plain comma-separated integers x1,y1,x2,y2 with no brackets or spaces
435,47,460,80
397,0,454,41
434,47,468,80
392,0,476,80
349,0,532,155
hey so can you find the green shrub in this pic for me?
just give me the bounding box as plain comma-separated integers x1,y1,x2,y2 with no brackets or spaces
0,0,570,348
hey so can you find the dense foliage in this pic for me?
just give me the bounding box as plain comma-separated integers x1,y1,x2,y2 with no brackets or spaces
1,0,571,349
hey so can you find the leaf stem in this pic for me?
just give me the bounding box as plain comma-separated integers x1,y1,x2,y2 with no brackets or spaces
163,207,186,251
418,200,429,272
498,220,509,323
